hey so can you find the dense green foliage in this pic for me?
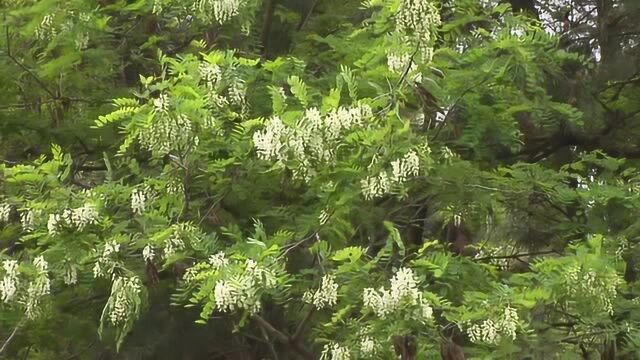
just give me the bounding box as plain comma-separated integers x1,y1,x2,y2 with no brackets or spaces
1,0,640,358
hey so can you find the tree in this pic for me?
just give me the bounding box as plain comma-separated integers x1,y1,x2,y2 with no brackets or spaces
1,0,640,358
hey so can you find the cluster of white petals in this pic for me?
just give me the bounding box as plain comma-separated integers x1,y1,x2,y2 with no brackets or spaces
35,15,56,40
20,209,35,231
93,241,121,278
64,263,78,285
139,101,196,156
131,187,152,215
208,251,229,269
303,274,339,309
253,104,373,180
564,264,619,315
0,203,11,223
359,336,378,357
395,0,441,61
387,52,422,82
47,203,99,235
107,276,142,326
466,305,519,344
362,267,433,321
212,259,276,314
361,150,420,200
320,342,351,360
143,244,155,263
24,256,51,318
0,260,19,303
153,0,246,24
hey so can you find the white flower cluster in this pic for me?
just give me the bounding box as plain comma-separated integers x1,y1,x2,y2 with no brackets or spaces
466,305,519,344
93,241,121,278
153,0,246,24
387,52,422,82
213,259,277,314
395,0,441,61
107,276,142,326
24,256,51,319
303,274,339,309
143,244,155,263
359,336,378,357
131,187,154,215
35,14,56,40
564,264,619,315
391,150,420,183
0,202,11,223
362,267,433,321
47,203,99,235
208,251,229,269
361,150,420,200
320,342,351,360
64,263,78,285
0,260,19,303
138,107,196,156
199,63,222,90
20,209,35,232
253,104,373,179
164,223,199,258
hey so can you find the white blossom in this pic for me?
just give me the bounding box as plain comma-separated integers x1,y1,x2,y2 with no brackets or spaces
210,259,276,314
20,209,34,232
106,276,142,326
387,52,422,82
395,0,441,60
0,260,19,303
320,342,351,360
466,305,519,344
306,274,339,309
208,251,229,269
143,245,155,263
390,150,420,184
64,264,78,285
359,336,378,357
0,203,11,223
71,203,99,231
361,172,391,200
212,0,243,23
363,268,432,320
131,188,148,215
199,62,222,89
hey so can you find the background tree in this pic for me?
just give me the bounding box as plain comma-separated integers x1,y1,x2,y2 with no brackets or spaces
1,0,640,359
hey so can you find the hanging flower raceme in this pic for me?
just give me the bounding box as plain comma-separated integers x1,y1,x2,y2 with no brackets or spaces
303,274,339,309
465,305,520,344
362,267,433,322
47,203,99,236
320,342,351,360
253,103,374,180
24,256,51,319
361,150,421,199
0,202,11,223
395,0,441,61
102,275,142,327
0,259,19,303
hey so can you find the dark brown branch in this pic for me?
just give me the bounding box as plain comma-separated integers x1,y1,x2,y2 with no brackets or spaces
261,0,277,59
296,0,321,31
253,315,288,343
292,307,315,340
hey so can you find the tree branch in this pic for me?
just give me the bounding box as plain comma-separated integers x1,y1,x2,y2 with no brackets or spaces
5,27,56,98
0,317,25,355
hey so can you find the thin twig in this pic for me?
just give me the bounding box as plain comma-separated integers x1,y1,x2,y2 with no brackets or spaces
5,27,56,98
296,0,321,31
473,250,559,262
0,317,25,355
